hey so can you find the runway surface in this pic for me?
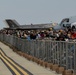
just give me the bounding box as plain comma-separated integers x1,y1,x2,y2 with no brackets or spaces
0,42,62,75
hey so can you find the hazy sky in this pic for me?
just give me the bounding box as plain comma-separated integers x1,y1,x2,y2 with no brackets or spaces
0,0,76,29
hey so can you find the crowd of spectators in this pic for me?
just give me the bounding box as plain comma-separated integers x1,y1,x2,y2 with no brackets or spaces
0,27,76,41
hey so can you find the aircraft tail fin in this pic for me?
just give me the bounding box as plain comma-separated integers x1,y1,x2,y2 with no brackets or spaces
4,19,20,28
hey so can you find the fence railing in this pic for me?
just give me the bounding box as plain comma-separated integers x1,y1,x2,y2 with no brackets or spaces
0,33,76,74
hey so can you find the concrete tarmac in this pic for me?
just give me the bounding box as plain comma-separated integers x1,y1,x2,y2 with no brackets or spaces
0,42,62,75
